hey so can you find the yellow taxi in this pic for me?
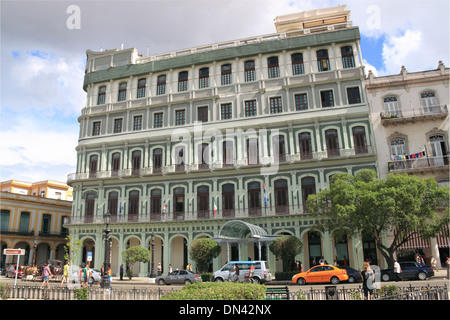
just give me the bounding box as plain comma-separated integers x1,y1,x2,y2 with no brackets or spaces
292,264,348,285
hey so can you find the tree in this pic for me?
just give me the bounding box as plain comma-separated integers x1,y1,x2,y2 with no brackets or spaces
189,238,221,273
122,246,150,279
306,170,449,268
64,235,82,274
269,235,303,272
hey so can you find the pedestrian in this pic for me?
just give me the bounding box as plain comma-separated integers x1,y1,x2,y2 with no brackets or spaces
361,262,374,300
120,264,124,280
40,263,52,289
78,264,84,286
446,256,450,279
430,256,439,271
157,262,162,276
169,264,173,274
84,264,92,287
393,259,402,282
60,260,70,287
231,264,240,282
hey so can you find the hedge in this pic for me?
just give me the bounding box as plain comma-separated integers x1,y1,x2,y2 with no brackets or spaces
161,282,267,300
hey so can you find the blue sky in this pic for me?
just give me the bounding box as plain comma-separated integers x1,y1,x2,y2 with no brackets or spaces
1,0,449,183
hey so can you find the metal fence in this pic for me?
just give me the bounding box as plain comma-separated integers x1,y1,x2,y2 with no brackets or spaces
1,283,448,301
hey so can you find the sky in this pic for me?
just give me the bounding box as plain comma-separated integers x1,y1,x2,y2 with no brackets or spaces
1,0,449,183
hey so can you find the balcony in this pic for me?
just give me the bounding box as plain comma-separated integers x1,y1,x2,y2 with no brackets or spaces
64,205,307,226
380,105,448,126
388,155,449,174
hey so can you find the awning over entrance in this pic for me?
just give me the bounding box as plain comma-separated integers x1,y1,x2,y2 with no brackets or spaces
394,224,449,250
215,220,279,243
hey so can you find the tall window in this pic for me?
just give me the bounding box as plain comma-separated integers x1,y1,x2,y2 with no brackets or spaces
295,93,308,111
137,78,146,98
19,212,30,233
118,82,127,101
341,46,355,68
133,115,143,130
178,71,188,92
221,103,232,120
421,91,438,113
198,143,210,169
301,177,315,212
222,183,235,217
383,96,400,116
270,97,283,114
292,53,304,75
154,112,163,128
347,87,361,104
317,49,330,72
152,148,163,173
321,90,334,108
221,64,232,85
268,56,280,79
128,190,139,221
223,141,234,167
244,60,255,82
247,182,261,217
273,135,286,163
175,110,186,126
150,189,162,221
108,192,118,219
114,118,122,133
174,146,185,172
89,155,98,178
298,132,313,160
0,209,10,232
156,75,166,95
197,186,209,219
352,126,368,154
111,152,121,176
85,193,95,223
97,85,106,105
92,121,101,136
325,129,340,157
274,179,289,215
245,100,257,117
173,187,185,220
131,150,141,175
390,139,406,156
197,106,208,123
247,138,259,165
41,214,51,234
199,67,209,89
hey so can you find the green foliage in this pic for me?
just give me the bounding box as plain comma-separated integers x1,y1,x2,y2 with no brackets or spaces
306,170,449,267
189,238,221,273
74,287,90,300
161,282,266,300
64,235,82,273
0,284,11,300
122,246,151,279
269,235,302,272
376,285,399,298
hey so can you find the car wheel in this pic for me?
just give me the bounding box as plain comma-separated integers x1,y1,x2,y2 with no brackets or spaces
347,276,355,283
184,279,191,285
330,276,340,284
382,274,390,282
418,272,427,280
88,277,94,285
252,277,260,284
158,279,166,285
297,278,306,285
215,277,224,282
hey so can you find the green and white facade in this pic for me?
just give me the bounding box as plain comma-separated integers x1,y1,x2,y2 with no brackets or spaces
66,6,382,277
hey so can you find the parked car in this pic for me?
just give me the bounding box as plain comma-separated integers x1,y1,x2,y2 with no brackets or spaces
212,260,272,284
292,265,348,285
156,269,202,285
69,268,101,285
5,264,23,278
338,266,362,283
380,261,434,281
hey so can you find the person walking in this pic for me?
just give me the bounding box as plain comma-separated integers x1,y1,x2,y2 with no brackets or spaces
60,261,70,287
361,262,374,300
120,264,124,280
393,259,402,282
446,256,450,279
430,256,439,271
41,263,52,289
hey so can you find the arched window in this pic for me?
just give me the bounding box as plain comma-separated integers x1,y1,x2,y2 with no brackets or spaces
111,152,121,176
199,67,209,89
223,141,234,167
137,78,146,98
298,132,313,160
173,187,185,220
247,138,259,165
108,192,118,220
150,188,162,221
274,179,289,215
85,192,95,223
178,71,188,92
118,82,127,101
325,129,340,157
301,177,315,212
152,148,163,173
89,155,98,178
268,56,279,78
247,182,261,217
383,96,400,116
352,126,368,154
97,85,106,105
221,64,232,85
156,75,166,95
421,91,438,113
131,150,141,175
244,60,255,82
291,53,304,75
197,186,210,219
128,190,139,221
341,46,355,68
272,135,286,163
222,183,235,217
317,49,330,71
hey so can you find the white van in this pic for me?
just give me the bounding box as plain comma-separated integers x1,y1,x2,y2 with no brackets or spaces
212,261,271,284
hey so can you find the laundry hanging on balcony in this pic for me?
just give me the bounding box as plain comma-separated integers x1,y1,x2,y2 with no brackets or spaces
391,151,426,161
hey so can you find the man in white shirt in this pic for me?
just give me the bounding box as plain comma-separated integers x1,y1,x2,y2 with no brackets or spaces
393,259,402,282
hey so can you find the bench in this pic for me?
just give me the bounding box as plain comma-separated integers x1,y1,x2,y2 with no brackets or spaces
265,286,290,300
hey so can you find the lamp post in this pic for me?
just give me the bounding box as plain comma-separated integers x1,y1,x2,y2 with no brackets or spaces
32,235,38,267
149,233,155,278
100,211,111,289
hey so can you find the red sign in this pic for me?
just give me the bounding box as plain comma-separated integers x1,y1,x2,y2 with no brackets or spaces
3,249,25,255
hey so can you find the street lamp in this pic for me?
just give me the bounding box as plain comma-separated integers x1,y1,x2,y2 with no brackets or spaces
149,233,155,278
33,235,38,267
100,211,111,289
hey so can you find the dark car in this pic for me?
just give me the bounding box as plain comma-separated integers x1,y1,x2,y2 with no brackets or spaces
156,269,202,285
381,261,434,281
338,266,362,283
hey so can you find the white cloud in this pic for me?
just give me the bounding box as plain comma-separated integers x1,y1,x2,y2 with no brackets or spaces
362,59,379,77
